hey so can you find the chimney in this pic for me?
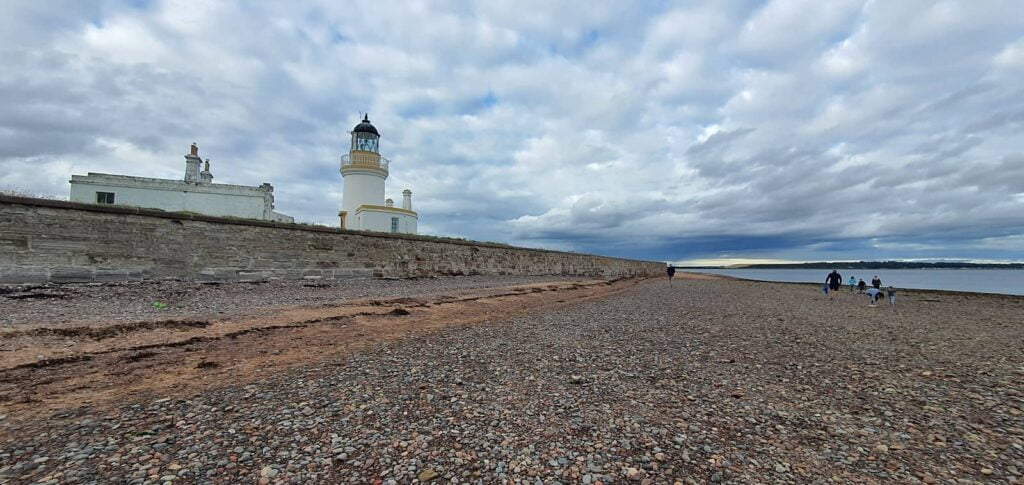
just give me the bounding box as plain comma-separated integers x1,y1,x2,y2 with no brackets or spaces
401,189,412,210
200,159,213,184
184,143,201,183
385,198,394,207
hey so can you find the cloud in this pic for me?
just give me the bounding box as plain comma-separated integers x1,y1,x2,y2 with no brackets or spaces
1,0,1023,264
993,37,1024,69
733,0,865,60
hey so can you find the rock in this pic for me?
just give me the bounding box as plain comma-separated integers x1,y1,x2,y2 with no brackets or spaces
417,469,440,481
874,444,889,454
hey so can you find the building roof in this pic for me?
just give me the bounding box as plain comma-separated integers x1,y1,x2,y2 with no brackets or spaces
355,204,417,217
352,114,379,136
70,173,272,193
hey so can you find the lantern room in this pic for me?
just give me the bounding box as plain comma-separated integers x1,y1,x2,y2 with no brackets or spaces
351,114,380,153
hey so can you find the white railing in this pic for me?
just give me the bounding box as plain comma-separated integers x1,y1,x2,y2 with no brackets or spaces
341,153,389,171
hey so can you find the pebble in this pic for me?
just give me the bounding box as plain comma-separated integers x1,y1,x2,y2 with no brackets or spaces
417,469,439,481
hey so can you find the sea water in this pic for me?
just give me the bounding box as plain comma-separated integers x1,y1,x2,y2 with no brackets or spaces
686,268,1024,296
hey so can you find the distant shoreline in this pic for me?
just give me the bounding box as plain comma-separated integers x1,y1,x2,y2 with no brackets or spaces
678,270,1024,299
676,262,1024,270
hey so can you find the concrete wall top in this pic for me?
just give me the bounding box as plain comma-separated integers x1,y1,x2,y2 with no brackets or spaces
70,173,273,194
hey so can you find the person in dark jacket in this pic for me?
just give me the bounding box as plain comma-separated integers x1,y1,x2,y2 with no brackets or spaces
825,270,842,297
857,279,867,293
667,266,676,286
871,275,882,289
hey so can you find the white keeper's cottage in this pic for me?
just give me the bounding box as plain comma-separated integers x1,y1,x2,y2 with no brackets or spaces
339,115,418,234
69,144,293,222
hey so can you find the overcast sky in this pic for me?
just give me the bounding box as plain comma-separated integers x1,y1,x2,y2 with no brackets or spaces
2,1,1023,264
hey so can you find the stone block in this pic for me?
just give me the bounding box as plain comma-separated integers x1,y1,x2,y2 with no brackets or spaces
31,238,91,252
0,235,30,251
126,270,147,281
0,269,50,284
95,269,130,282
197,268,239,281
0,252,16,266
50,267,95,283
333,268,375,279
237,270,271,281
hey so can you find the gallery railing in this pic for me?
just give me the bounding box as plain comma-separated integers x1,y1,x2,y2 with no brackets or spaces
341,153,389,172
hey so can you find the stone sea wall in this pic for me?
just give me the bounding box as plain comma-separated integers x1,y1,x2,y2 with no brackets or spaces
0,196,663,284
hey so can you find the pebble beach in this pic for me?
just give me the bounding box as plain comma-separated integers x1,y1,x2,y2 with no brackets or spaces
1,274,1022,484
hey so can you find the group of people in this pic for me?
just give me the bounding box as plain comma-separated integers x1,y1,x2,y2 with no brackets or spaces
665,266,898,308
824,270,896,307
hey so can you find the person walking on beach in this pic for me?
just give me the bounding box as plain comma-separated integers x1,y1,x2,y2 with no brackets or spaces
666,266,676,286
825,270,842,297
849,275,856,292
872,275,882,289
887,286,897,307
857,278,867,293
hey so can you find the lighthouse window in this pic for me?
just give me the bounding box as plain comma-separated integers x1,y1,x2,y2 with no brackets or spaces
355,137,378,152
391,217,399,233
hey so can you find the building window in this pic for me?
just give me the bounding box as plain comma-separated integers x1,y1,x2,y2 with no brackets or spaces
391,217,399,233
96,192,115,204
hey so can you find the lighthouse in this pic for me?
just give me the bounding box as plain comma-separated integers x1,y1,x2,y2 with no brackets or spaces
339,115,418,234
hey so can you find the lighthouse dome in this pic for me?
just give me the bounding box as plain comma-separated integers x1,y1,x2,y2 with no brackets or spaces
352,114,379,136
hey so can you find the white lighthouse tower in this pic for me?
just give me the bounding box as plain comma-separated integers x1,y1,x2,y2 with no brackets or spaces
339,115,418,234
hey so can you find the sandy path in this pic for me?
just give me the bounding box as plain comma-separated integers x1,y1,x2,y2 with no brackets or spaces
0,277,651,420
